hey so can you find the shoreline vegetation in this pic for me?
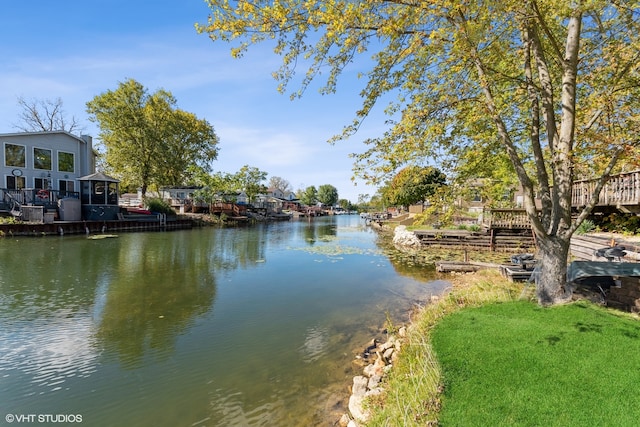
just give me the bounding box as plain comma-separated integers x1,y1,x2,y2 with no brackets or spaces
342,231,640,426
342,269,524,427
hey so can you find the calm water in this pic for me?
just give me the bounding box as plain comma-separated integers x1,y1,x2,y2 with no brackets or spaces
0,215,447,426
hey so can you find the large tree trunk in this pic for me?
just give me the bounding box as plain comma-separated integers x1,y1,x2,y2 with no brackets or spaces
535,235,572,306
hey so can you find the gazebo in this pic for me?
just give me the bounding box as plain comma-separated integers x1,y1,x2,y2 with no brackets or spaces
79,172,120,220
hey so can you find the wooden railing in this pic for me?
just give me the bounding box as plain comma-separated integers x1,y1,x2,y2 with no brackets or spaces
483,209,531,229
572,170,640,208
210,202,247,216
0,188,79,207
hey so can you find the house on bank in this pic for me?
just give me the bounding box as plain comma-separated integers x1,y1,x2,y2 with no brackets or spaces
1,131,96,194
0,131,103,220
0,131,192,234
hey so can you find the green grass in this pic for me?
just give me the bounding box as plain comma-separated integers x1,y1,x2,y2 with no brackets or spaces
431,300,640,426
364,271,640,426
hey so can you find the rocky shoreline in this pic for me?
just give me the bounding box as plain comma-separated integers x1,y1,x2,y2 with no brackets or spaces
335,224,440,426
338,325,409,426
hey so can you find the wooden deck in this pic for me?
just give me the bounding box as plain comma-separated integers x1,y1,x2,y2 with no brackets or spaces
572,170,640,210
414,228,536,252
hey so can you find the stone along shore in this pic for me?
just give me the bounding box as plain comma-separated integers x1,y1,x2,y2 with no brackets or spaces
338,326,407,426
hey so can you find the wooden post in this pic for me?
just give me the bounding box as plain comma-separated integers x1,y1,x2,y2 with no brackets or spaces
490,228,495,252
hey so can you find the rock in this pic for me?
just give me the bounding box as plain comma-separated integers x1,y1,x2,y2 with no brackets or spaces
342,325,411,425
375,351,387,368
352,376,368,397
348,393,369,423
380,336,395,350
368,374,383,389
363,363,377,378
383,347,394,363
392,225,422,248
339,413,351,427
349,376,371,423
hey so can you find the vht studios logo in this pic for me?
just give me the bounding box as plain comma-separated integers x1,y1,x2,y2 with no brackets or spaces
5,414,83,423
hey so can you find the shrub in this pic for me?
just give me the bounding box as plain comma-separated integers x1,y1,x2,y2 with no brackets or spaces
145,198,176,215
575,219,596,235
0,216,20,225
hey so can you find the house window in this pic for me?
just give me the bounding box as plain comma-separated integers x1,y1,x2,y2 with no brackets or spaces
58,151,75,173
81,181,90,204
6,175,25,190
33,147,52,170
107,182,118,205
4,143,26,167
92,181,106,204
59,180,75,197
34,178,47,189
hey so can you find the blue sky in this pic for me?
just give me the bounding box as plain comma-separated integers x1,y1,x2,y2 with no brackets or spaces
0,0,389,202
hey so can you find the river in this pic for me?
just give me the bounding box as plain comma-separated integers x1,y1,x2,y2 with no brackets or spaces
0,215,447,426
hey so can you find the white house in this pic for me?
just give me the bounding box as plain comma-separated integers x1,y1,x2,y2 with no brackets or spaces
266,187,285,199
0,131,96,193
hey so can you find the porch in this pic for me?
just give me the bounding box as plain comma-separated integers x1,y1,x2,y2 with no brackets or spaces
0,188,80,219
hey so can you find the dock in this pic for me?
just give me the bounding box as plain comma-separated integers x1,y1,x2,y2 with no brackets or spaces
0,218,194,236
435,259,536,282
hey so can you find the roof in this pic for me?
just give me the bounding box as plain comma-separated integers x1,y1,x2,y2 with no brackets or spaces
160,185,203,190
79,172,120,183
0,130,90,143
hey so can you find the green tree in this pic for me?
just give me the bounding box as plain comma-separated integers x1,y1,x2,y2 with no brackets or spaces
337,198,351,210
384,166,446,207
158,109,220,187
299,185,318,206
198,1,640,306
86,78,219,197
192,171,238,203
235,165,267,203
317,184,339,207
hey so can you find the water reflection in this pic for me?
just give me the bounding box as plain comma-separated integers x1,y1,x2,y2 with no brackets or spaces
302,220,338,245
0,238,102,398
0,217,447,426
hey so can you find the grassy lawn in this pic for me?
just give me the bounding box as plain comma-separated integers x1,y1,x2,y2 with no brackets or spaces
431,300,640,426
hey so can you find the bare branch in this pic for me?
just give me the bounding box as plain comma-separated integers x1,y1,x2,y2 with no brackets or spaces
13,97,83,134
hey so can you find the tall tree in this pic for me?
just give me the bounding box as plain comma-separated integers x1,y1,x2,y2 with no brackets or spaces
158,109,219,187
384,166,446,207
268,176,292,193
299,185,318,206
198,1,640,306
317,184,339,206
14,96,82,133
86,79,219,197
235,165,267,202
